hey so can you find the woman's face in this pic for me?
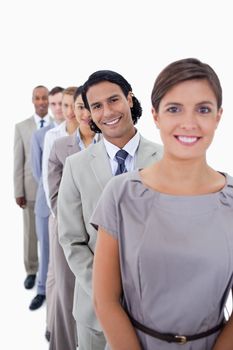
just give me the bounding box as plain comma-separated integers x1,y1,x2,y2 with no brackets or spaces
74,94,92,132
152,79,222,161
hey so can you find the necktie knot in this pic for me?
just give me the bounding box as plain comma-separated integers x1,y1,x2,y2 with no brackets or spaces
115,149,128,175
40,119,45,128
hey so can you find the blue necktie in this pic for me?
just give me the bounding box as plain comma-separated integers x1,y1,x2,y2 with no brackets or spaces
40,119,45,128
115,149,128,175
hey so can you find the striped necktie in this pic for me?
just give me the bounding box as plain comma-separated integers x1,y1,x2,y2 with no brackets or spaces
115,149,128,175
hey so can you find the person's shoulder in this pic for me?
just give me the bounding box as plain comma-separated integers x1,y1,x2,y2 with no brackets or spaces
224,173,233,190
139,135,163,153
66,145,89,165
15,116,34,128
54,121,66,132
47,125,59,135
54,134,70,144
44,124,60,142
104,170,140,198
44,123,54,133
219,173,233,209
226,173,233,181
68,140,103,163
34,124,51,137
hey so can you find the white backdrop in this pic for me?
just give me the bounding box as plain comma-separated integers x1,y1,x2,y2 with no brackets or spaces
0,1,233,349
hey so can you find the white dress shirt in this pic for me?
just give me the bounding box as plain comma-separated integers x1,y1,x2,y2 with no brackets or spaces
34,113,51,129
103,130,140,175
42,121,68,208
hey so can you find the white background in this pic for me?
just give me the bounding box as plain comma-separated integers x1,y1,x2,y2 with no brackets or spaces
0,1,233,349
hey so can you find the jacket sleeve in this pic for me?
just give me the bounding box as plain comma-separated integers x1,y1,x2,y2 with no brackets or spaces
57,156,94,297
13,124,25,198
30,131,42,184
48,142,63,217
42,132,53,209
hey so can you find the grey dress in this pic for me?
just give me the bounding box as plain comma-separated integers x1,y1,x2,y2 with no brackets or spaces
91,170,233,350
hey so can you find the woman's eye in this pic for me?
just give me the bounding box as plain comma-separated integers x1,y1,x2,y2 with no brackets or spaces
198,106,211,114
167,106,179,113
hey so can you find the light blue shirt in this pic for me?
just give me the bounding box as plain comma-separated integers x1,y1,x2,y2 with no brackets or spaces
103,130,140,175
76,128,99,150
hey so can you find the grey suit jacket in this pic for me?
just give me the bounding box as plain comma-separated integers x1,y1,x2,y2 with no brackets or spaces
13,116,46,201
48,132,102,216
48,132,81,216
31,123,54,217
57,136,163,330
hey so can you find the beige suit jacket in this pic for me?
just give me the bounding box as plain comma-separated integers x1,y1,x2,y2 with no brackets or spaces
48,131,102,216
48,132,81,216
57,135,163,330
14,116,38,201
14,116,53,201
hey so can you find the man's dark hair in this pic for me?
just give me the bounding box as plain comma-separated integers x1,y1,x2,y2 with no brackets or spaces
82,70,142,133
49,86,64,96
32,85,49,96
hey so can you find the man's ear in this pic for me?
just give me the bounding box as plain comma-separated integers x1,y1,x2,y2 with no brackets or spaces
127,92,134,108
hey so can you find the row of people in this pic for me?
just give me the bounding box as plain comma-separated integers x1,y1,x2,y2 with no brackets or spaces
14,58,233,350
14,84,96,348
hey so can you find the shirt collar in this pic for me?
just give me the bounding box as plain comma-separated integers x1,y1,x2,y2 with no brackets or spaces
34,113,50,125
76,128,99,150
103,130,140,160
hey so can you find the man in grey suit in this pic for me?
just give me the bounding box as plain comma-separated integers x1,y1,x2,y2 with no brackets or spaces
14,85,51,291
58,71,163,350
30,87,64,315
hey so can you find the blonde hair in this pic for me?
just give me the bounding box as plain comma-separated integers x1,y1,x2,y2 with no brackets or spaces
62,86,77,97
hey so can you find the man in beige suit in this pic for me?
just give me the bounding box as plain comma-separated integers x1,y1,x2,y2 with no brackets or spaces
14,85,52,289
58,71,163,350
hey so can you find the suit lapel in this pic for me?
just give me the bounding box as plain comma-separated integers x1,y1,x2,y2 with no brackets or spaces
89,136,159,190
29,116,37,131
29,115,53,132
67,133,80,156
90,141,112,190
135,136,158,168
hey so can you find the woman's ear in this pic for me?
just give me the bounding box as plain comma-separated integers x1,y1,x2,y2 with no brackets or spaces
152,108,160,129
215,107,223,128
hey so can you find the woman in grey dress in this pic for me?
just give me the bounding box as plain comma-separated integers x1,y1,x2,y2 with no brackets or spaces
91,58,233,349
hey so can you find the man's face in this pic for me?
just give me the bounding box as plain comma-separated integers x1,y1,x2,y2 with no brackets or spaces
49,92,64,122
32,87,49,117
86,81,135,147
